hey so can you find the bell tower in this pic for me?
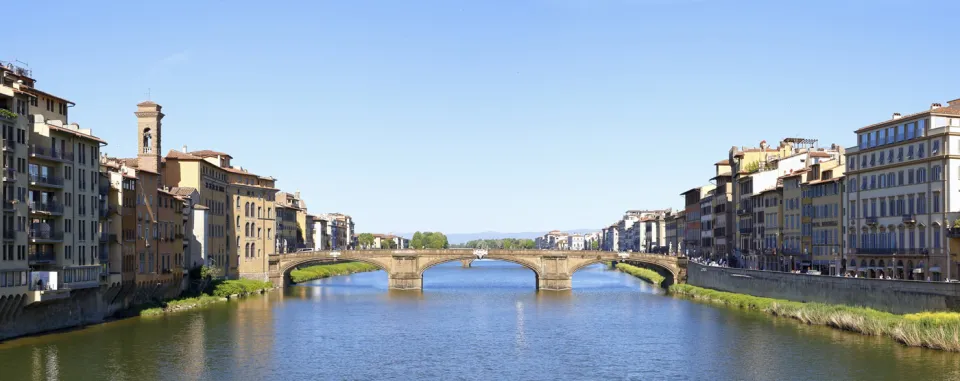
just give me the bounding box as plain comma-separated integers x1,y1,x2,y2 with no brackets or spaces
135,101,163,174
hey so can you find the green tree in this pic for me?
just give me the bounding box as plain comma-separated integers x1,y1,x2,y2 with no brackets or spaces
411,232,424,249
357,233,375,249
381,239,397,249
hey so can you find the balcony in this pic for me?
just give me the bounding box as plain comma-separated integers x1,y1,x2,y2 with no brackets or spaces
738,227,753,234
2,199,13,212
29,228,64,243
28,145,73,162
1,139,14,152
99,246,109,263
902,214,916,224
2,168,15,182
29,202,64,216
99,232,108,243
28,173,64,189
28,250,56,264
0,108,16,122
866,216,879,225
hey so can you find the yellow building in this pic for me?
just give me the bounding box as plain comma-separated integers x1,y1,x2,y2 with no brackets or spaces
805,160,845,275
226,166,276,281
275,191,308,252
164,148,229,276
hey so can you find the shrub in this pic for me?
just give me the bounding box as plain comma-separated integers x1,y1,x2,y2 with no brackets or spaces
669,284,960,351
211,279,273,297
289,262,380,283
615,263,665,287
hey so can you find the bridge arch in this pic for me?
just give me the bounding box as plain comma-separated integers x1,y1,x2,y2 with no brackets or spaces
617,258,682,287
278,257,388,286
418,255,543,278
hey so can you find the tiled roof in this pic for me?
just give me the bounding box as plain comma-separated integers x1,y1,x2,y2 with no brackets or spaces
165,150,203,161
855,104,960,133
47,123,105,143
169,187,197,197
189,150,232,159
809,151,832,158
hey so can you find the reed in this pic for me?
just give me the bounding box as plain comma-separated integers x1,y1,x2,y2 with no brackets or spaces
669,284,960,351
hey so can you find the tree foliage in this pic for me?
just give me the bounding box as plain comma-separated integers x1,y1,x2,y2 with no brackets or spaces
410,231,448,249
357,233,375,249
452,238,536,249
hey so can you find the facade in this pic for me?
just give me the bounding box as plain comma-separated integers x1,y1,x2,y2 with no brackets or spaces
0,62,112,302
664,212,679,254
711,161,735,260
806,160,845,275
227,167,277,281
699,191,714,257
844,100,960,280
164,148,229,276
680,186,714,257
567,234,585,250
275,191,308,252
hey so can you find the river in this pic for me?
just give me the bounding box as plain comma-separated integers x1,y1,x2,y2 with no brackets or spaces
1,261,959,380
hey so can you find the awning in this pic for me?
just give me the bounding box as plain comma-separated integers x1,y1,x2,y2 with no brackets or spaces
930,267,942,273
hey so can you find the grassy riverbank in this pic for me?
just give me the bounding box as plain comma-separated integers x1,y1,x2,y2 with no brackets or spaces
669,284,960,351
289,262,381,283
140,279,273,317
615,263,665,287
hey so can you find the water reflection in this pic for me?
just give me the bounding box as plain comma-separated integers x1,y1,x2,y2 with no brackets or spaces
2,261,960,380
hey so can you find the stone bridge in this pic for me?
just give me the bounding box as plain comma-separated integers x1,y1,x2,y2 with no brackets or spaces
268,249,686,290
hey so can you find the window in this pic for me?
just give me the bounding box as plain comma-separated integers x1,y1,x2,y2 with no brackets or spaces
933,140,941,154
934,192,941,213
933,166,942,181
918,143,925,158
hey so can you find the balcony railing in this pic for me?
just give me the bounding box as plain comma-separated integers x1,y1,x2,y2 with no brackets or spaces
853,248,931,255
1,139,14,152
29,229,64,242
28,145,73,162
2,168,15,182
29,202,64,215
28,250,56,264
28,173,64,188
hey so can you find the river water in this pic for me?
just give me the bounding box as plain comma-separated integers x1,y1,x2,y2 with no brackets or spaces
1,261,959,380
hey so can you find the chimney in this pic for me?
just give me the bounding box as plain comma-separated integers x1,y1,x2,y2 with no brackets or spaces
892,112,902,120
931,103,942,110
295,190,301,199
181,145,187,153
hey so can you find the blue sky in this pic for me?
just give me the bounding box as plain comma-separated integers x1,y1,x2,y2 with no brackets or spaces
9,0,960,234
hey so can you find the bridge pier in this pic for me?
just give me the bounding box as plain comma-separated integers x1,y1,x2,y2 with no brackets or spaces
538,275,572,291
461,259,474,268
388,273,423,290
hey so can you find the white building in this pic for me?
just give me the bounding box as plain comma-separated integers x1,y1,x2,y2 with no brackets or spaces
567,234,585,250
844,99,960,281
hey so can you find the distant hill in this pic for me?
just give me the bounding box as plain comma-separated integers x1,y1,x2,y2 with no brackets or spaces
397,229,599,244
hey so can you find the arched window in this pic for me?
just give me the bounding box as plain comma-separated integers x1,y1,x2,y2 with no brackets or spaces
251,243,256,257
258,207,262,218
244,202,250,217
257,227,261,238
236,196,241,209
245,243,250,258
236,216,240,228
237,236,241,248
142,128,152,153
